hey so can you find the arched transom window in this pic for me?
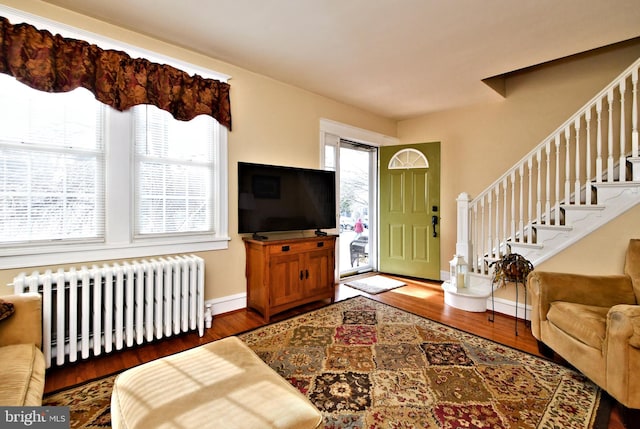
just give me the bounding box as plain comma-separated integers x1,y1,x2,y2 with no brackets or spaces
387,148,429,169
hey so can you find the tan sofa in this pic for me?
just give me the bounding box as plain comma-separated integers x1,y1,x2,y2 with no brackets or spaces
529,238,640,410
0,293,46,406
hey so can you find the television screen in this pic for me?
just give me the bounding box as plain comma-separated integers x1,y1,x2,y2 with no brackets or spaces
238,162,336,234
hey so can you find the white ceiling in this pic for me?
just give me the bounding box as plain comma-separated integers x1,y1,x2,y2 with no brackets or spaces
41,0,640,120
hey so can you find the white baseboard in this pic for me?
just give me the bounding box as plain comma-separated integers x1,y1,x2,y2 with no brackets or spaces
204,285,531,322
486,296,531,321
205,293,246,316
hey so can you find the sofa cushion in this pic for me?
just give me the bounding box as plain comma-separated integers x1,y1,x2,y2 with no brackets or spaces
111,336,322,429
624,238,640,303
547,302,609,350
0,299,15,322
0,344,46,406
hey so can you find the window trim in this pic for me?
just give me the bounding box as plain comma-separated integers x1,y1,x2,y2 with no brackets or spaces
0,7,230,270
0,108,230,270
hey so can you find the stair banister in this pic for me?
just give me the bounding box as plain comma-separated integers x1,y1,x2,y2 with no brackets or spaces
457,56,640,275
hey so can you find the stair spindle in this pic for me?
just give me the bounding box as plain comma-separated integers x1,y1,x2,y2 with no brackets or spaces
494,185,500,257
472,204,478,272
574,118,581,204
510,171,516,236
632,69,638,157
480,199,486,271
527,158,533,242
487,193,493,258
554,135,561,225
545,141,551,222
585,109,592,205
565,127,571,204
536,150,542,223
502,178,508,253
596,99,603,182
607,89,614,182
620,80,627,181
518,164,525,242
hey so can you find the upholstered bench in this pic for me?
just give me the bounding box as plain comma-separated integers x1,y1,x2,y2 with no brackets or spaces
111,336,322,429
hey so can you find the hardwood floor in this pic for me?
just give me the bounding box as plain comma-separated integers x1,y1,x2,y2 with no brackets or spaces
43,275,625,428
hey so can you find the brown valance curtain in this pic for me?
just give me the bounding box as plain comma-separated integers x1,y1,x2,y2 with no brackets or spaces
0,16,231,130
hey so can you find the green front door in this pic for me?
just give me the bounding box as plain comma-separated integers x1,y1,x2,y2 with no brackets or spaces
379,143,440,279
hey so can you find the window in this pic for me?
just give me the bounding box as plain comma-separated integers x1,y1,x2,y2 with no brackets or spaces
0,73,228,269
134,107,217,237
0,74,104,245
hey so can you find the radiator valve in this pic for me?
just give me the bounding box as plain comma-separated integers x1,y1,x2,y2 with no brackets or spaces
205,304,213,329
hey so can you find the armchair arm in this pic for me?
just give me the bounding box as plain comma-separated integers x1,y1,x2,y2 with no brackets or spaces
0,293,42,349
605,304,640,408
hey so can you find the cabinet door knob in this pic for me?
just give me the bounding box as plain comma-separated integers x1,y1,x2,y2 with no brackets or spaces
305,269,309,279
282,245,290,252
300,270,304,280
317,242,324,248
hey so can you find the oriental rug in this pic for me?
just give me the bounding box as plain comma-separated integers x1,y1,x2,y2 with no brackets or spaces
43,296,609,429
240,296,608,429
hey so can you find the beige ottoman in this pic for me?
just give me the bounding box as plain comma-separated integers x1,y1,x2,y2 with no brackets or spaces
111,336,322,429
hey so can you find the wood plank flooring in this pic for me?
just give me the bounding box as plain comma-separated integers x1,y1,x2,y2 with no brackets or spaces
43,275,625,428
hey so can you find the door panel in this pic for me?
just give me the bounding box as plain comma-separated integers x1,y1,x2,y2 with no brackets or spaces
389,224,405,259
380,143,440,279
412,173,427,212
389,172,405,212
412,225,430,262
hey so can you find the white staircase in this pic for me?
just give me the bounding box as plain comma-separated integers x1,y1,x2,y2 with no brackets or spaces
508,176,640,265
446,56,640,316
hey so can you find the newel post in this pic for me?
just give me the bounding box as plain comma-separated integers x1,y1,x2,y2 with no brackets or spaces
456,192,473,271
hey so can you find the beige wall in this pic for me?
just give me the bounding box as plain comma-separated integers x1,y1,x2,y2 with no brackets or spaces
0,1,396,298
398,39,640,280
2,1,639,303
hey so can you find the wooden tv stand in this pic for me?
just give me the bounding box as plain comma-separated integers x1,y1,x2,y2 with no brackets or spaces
244,235,337,322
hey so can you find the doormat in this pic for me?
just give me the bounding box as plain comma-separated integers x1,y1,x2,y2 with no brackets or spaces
344,275,406,294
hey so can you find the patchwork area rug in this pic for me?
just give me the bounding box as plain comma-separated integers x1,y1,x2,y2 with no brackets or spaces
44,375,114,428
240,296,607,429
43,296,608,428
344,275,406,295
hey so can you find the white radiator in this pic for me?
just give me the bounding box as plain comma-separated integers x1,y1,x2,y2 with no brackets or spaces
12,254,205,368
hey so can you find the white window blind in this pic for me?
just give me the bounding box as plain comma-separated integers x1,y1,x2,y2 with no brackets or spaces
0,74,104,245
134,106,216,236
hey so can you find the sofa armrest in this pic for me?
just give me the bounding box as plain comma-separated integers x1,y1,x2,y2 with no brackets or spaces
608,304,640,348
528,271,635,318
605,304,640,408
528,271,635,340
0,293,42,349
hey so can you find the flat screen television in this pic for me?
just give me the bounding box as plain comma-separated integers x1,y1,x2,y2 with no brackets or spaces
238,162,336,236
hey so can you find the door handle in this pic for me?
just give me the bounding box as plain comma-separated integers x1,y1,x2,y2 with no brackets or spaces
431,215,438,238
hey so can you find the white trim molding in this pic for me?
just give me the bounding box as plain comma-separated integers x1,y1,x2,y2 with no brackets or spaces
320,118,399,147
205,293,247,317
